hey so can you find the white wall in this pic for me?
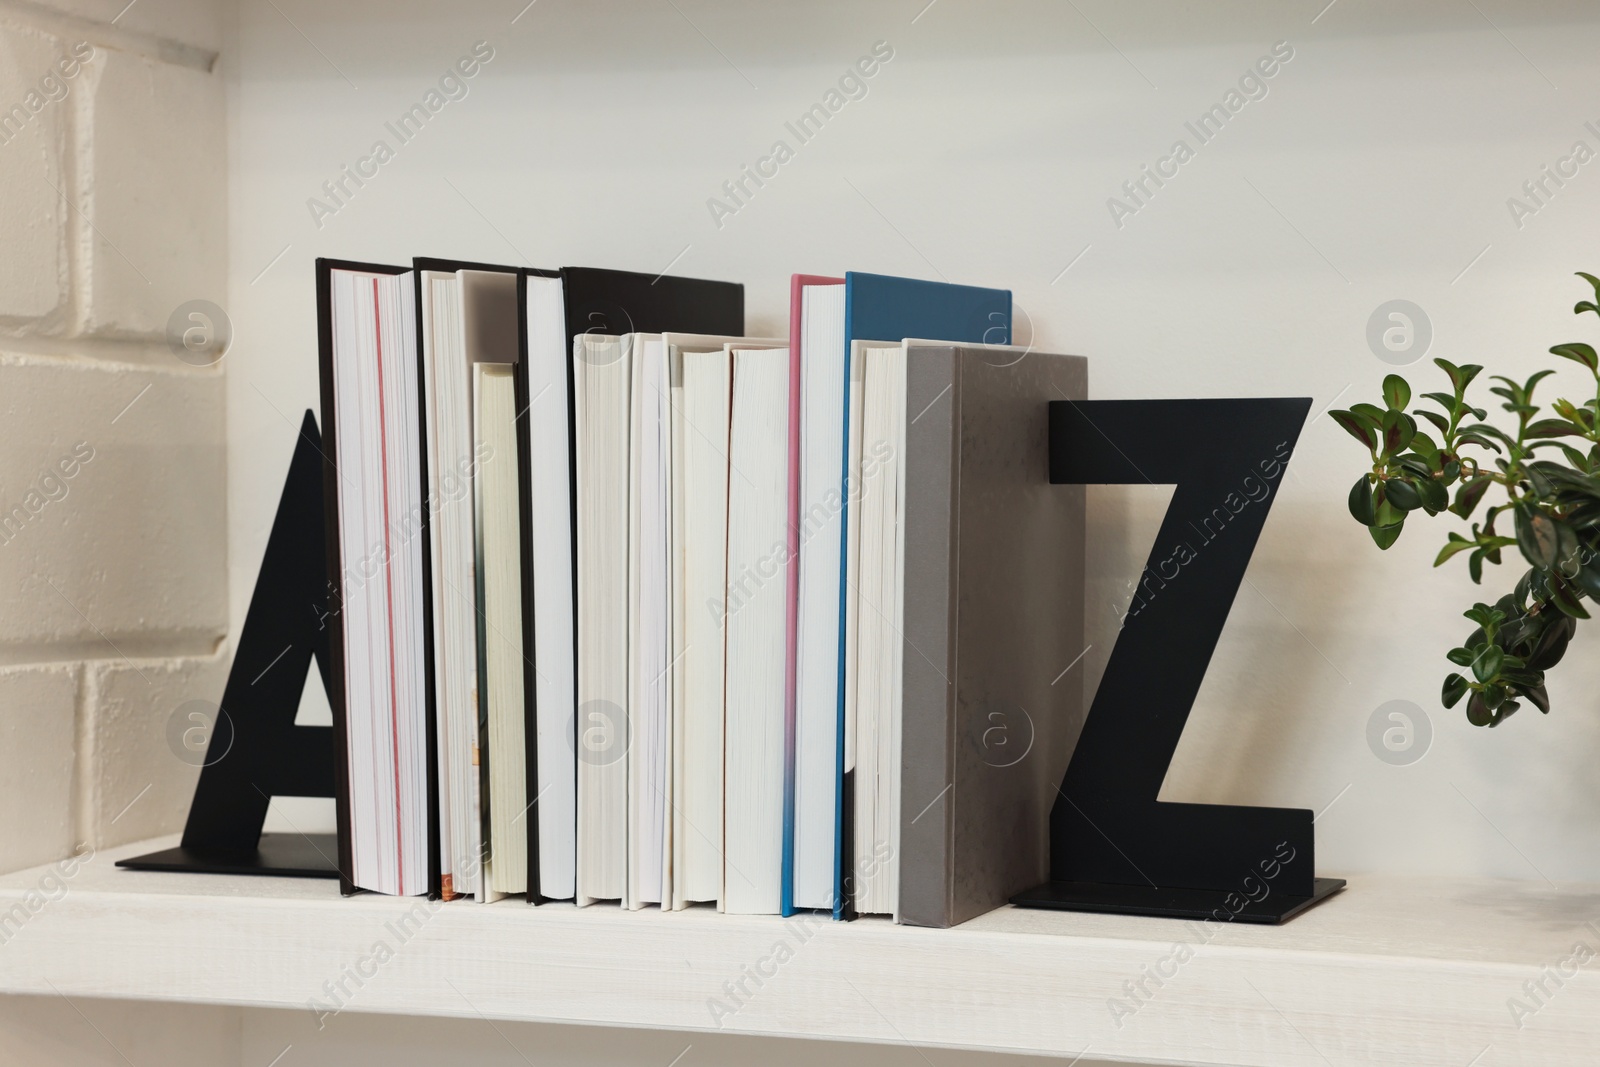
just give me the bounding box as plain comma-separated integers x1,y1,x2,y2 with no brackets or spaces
0,9,232,1062
0,996,238,1065
0,0,228,872
226,0,1600,883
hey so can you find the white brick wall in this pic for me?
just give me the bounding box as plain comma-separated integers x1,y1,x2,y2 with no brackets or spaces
0,0,225,873
0,21,70,325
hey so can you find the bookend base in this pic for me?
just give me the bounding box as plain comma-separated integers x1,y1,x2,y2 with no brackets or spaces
117,833,341,879
1011,876,1347,925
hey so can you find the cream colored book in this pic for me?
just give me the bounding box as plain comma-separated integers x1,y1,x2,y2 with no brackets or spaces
574,333,631,905
464,268,527,901
419,269,480,900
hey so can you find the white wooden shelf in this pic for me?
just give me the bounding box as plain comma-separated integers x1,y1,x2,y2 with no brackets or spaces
0,838,1594,1065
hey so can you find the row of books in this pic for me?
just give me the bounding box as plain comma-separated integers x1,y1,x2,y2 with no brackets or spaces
316,259,1086,926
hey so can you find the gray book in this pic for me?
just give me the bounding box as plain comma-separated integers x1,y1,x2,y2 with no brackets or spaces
897,343,1087,928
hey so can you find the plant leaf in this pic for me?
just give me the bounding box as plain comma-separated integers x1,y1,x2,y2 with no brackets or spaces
1384,477,1422,512
1442,672,1470,708
1550,342,1600,372
1515,506,1560,571
1382,409,1416,455
1526,418,1586,439
1330,409,1377,451
1383,374,1411,411
1524,369,1557,396
1451,476,1494,519
1435,536,1475,567
1550,576,1591,619
1348,475,1376,525
1572,561,1600,599
1436,358,1484,396
1421,391,1458,413
1370,522,1403,549
1416,409,1451,437
1416,475,1449,513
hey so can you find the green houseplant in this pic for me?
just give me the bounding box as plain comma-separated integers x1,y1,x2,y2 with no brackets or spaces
1334,273,1600,727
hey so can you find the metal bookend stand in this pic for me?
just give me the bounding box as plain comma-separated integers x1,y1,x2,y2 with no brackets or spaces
119,411,340,878
1011,398,1344,924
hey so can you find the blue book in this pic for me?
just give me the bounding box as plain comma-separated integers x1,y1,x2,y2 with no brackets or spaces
780,271,1011,920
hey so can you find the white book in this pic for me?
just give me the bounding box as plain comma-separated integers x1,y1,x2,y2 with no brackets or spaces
627,335,671,909
419,269,481,900
850,343,907,917
667,336,785,910
574,332,631,904
327,267,429,897
794,283,846,910
723,345,791,915
524,274,576,900
840,339,868,906
627,333,786,911
672,344,731,907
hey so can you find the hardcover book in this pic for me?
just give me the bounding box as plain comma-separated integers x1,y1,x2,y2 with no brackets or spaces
896,342,1087,928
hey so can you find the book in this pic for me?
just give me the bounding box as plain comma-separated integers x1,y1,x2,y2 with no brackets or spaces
415,259,569,904
672,343,735,908
461,269,528,901
415,263,480,901
828,273,1013,918
561,268,743,346
788,275,844,914
316,258,430,897
567,271,744,906
896,342,1087,927
723,344,791,915
628,333,670,910
663,336,786,910
522,270,575,902
629,332,785,912
573,331,631,905
848,341,905,917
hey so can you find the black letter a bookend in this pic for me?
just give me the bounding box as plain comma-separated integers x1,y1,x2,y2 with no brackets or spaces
1011,398,1345,924
120,411,341,879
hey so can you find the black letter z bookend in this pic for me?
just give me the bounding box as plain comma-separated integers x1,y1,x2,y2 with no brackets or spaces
1011,398,1345,924
119,411,341,879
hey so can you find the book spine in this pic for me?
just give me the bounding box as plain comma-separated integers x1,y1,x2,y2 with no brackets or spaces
781,278,803,917
314,259,359,897
896,347,960,928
